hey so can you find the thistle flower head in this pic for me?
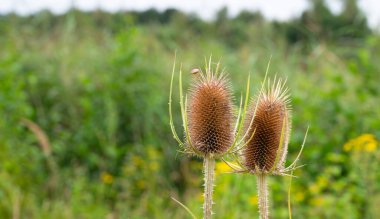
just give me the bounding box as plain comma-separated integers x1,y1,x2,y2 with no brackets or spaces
186,64,235,158
243,77,291,173
170,57,253,160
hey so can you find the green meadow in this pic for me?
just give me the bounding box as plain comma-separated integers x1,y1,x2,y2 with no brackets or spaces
0,1,379,218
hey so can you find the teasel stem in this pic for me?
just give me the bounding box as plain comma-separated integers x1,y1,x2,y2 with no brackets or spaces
257,173,269,219
203,156,215,219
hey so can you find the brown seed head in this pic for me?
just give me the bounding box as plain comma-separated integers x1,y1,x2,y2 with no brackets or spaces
187,71,234,157
243,79,291,172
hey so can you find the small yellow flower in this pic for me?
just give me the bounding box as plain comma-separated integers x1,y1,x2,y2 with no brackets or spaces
149,161,159,171
309,183,320,194
132,155,144,166
147,147,159,159
343,142,352,152
343,134,378,152
249,195,258,206
101,172,114,184
358,134,375,142
316,176,328,189
294,192,305,202
310,197,324,206
215,162,234,175
365,142,377,152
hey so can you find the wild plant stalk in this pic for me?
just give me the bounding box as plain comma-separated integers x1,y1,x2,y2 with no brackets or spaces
203,157,215,219
242,78,291,219
169,56,253,218
257,173,268,219
222,71,307,218
239,77,308,219
21,118,59,196
185,60,235,218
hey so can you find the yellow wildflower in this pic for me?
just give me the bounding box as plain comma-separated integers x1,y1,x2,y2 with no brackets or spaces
310,197,324,206
249,195,258,206
101,172,114,184
343,134,378,152
316,176,328,189
343,142,352,152
294,192,305,202
147,146,159,159
132,155,144,166
358,134,375,141
215,162,234,175
149,161,159,171
365,142,377,152
309,183,320,194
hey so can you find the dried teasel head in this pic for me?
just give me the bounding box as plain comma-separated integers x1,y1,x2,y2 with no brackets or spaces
169,57,252,159
243,78,291,173
186,64,235,158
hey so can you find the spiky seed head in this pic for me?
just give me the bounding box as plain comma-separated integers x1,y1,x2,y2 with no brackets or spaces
187,68,234,157
243,78,291,172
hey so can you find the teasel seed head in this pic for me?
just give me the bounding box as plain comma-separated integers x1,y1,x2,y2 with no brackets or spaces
243,78,291,173
187,66,235,158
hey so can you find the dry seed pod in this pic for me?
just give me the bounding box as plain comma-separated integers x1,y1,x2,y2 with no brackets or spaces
187,72,234,157
243,79,291,172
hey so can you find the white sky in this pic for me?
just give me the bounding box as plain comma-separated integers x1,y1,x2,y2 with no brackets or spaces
0,0,379,29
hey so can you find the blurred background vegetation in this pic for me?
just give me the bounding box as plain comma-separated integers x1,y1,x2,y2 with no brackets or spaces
0,0,379,218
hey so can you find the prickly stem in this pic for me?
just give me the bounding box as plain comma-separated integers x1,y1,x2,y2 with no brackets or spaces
203,157,215,219
257,173,269,219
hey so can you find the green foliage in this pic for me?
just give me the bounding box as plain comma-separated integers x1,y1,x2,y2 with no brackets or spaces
276,0,371,50
0,3,379,218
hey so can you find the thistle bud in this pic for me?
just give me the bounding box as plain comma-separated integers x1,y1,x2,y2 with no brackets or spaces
243,79,291,172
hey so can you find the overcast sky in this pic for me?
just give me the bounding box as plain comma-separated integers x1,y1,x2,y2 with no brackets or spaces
1,0,379,28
